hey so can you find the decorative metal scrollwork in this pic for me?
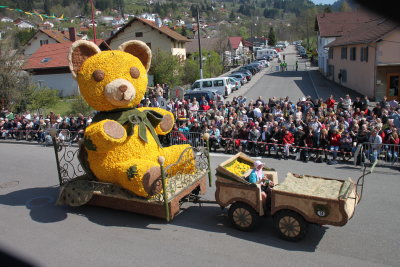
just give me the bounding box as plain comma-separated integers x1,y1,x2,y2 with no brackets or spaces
151,146,209,202
54,141,85,185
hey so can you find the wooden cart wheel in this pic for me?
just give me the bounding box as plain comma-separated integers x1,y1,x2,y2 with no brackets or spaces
228,202,259,232
273,210,308,241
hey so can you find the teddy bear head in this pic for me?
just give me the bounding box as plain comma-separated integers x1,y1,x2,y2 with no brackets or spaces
68,40,152,111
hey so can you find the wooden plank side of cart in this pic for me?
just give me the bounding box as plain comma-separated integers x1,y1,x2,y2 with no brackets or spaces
87,173,208,221
271,180,358,227
215,177,263,215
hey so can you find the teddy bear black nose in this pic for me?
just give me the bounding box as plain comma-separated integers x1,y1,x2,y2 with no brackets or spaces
119,85,128,92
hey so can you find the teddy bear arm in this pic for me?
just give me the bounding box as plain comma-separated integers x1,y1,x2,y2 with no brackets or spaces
83,120,127,152
138,107,175,135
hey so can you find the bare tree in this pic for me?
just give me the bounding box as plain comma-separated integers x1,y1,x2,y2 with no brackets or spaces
0,41,30,111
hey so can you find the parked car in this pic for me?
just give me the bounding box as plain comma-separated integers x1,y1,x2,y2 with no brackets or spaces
249,62,263,70
191,77,234,97
233,70,252,81
239,65,257,75
228,77,241,91
228,73,247,85
184,89,221,105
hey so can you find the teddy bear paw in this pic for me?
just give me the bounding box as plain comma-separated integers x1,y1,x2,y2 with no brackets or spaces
142,166,163,196
160,114,174,132
103,120,125,139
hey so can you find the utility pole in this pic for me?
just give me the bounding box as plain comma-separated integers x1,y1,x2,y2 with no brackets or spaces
197,7,203,79
90,0,96,42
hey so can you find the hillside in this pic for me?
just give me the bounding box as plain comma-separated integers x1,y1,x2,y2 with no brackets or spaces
0,0,357,48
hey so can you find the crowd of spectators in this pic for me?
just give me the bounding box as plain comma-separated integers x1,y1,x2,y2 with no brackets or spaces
0,108,91,145
1,91,399,165
162,93,400,165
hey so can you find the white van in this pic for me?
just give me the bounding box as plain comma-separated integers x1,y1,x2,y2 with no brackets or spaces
191,77,233,96
256,48,278,60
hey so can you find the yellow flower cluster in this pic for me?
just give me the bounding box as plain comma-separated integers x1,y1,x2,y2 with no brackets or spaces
69,40,196,198
78,50,148,111
225,160,252,177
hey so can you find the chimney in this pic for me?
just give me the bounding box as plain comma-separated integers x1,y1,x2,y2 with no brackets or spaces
68,27,77,42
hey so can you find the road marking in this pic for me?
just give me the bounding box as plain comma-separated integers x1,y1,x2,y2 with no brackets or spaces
307,66,320,99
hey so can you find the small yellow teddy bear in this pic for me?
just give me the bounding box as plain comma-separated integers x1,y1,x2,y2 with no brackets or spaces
68,40,193,198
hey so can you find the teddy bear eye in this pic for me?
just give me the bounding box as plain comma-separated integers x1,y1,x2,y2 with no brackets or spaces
92,70,105,82
130,67,140,79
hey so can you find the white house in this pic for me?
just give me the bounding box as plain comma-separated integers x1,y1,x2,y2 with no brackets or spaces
14,19,35,29
1,17,14,23
112,17,126,26
22,39,107,96
139,13,157,21
99,16,114,25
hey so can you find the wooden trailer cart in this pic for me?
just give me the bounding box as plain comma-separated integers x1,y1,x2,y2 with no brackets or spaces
215,153,373,241
52,138,212,222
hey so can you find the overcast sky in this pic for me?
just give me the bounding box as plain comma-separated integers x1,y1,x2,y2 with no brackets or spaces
311,0,336,4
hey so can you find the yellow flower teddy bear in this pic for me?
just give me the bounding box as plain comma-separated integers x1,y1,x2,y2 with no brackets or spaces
68,40,194,198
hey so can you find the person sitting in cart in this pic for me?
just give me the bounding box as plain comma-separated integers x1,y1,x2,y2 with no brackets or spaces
248,160,274,209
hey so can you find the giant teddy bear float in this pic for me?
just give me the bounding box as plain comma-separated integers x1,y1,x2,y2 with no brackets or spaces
68,40,194,198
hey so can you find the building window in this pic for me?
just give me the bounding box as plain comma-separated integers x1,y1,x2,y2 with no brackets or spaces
350,47,356,61
341,47,347,59
146,43,151,49
339,69,347,82
361,46,368,62
40,40,48,46
135,32,143,37
328,48,333,59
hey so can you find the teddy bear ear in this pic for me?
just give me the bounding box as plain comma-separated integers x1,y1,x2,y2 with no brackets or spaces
118,40,152,72
68,40,101,79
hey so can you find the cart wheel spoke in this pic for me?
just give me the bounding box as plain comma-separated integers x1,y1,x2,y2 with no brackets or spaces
274,211,307,241
229,203,258,232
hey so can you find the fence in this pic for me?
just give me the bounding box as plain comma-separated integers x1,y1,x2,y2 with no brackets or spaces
1,128,82,146
168,131,204,147
356,142,400,167
269,62,309,73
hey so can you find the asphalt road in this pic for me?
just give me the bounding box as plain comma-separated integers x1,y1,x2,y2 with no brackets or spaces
226,45,362,103
0,143,399,267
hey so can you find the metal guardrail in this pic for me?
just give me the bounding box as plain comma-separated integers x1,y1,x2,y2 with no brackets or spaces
357,142,399,167
169,131,204,147
269,63,308,73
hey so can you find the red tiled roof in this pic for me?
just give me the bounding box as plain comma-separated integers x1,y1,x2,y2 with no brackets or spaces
325,19,399,47
315,10,378,37
107,17,189,44
23,42,72,70
229,37,243,49
23,39,105,70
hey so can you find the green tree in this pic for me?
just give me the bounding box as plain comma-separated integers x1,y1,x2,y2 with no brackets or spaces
181,27,187,37
267,27,276,46
14,28,35,47
26,87,60,112
150,50,182,87
181,57,200,85
229,10,236,21
69,95,93,116
340,1,352,12
203,50,223,78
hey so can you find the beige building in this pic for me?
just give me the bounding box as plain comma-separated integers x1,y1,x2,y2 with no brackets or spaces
325,18,400,101
106,17,189,60
22,28,78,59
